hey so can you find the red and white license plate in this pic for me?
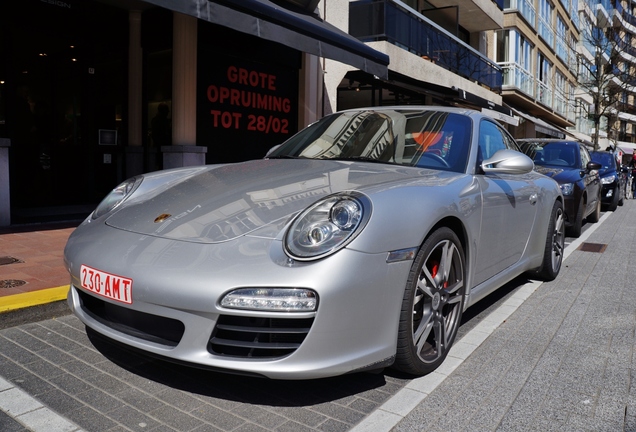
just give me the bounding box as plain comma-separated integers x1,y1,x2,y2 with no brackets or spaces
80,264,133,305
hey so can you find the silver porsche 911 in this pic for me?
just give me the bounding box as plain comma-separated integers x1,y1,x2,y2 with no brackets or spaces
64,107,564,380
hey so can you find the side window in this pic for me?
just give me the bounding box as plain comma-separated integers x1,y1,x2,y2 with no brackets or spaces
478,120,508,160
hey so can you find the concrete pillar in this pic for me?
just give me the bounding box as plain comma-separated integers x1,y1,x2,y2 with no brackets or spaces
126,10,144,178
0,138,10,226
163,12,206,168
298,53,323,129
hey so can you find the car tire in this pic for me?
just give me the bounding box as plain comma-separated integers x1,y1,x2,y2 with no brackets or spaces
567,198,584,238
531,200,565,281
608,188,619,211
588,195,601,223
394,227,465,376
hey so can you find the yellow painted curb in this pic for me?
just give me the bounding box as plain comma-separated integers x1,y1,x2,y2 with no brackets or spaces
0,286,70,313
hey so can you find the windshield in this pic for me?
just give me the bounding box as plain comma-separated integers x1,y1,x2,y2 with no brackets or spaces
267,109,472,173
520,141,579,168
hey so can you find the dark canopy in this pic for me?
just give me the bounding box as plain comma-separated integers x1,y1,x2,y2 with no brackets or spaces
142,0,390,78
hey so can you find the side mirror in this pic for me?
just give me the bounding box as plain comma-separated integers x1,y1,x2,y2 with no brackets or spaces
586,161,601,172
265,144,282,158
482,149,534,175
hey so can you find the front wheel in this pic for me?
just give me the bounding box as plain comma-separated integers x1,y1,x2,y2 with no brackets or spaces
394,227,466,376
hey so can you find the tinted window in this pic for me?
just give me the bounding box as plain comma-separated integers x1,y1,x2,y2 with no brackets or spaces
591,152,615,170
520,141,579,168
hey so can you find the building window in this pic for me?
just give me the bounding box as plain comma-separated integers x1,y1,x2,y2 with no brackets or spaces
537,52,553,107
554,71,567,115
538,0,554,48
556,15,568,62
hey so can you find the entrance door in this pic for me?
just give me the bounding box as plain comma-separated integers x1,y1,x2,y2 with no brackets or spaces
2,0,127,223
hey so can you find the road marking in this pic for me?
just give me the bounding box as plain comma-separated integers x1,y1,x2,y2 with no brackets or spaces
0,376,82,432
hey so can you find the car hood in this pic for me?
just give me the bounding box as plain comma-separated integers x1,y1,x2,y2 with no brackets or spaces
105,159,440,243
534,165,581,184
597,168,615,177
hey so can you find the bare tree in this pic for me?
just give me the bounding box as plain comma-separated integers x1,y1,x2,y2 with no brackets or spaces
577,22,633,150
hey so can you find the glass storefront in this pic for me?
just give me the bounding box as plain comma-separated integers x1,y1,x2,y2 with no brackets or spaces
1,0,128,223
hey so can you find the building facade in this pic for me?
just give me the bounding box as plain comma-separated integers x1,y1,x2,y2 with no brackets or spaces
0,0,388,225
609,0,636,157
491,0,580,140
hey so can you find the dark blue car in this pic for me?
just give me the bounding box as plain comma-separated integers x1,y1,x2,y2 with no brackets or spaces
590,151,626,211
518,139,602,237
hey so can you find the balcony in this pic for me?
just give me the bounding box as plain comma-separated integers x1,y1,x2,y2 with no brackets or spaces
349,0,502,91
537,80,553,108
500,62,534,97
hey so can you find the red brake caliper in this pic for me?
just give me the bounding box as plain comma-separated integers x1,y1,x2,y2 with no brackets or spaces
430,260,449,289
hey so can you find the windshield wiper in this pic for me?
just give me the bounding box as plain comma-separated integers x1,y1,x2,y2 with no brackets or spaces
328,156,399,165
267,155,305,159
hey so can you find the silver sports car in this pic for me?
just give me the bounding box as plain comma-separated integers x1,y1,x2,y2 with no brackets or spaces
64,107,564,380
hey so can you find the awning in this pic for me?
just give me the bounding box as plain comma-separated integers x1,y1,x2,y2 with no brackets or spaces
510,108,565,139
141,0,390,78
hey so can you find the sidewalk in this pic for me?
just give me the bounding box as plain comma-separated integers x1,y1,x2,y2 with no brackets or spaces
0,222,77,313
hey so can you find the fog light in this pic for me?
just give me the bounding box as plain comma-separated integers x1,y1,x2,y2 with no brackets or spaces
221,288,318,312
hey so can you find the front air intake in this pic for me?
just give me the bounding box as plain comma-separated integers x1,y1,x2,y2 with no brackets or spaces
208,315,314,358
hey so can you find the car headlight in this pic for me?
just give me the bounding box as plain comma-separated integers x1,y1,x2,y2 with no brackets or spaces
559,183,574,196
220,288,318,312
601,174,617,185
284,192,371,260
92,177,143,220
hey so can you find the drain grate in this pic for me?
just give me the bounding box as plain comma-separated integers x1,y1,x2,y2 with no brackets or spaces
0,256,24,266
577,242,607,253
0,279,27,288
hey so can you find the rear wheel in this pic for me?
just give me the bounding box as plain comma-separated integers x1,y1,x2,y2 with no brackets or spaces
588,194,601,223
567,198,583,238
394,227,465,376
532,200,565,281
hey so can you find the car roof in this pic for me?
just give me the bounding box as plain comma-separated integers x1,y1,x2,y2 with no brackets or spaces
516,138,582,144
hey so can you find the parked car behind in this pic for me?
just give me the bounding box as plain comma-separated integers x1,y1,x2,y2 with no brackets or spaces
518,138,601,237
590,150,626,211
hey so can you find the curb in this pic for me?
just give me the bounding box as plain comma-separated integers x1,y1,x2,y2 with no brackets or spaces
0,286,70,313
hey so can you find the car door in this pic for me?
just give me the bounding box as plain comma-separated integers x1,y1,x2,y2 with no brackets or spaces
473,120,539,286
580,146,601,215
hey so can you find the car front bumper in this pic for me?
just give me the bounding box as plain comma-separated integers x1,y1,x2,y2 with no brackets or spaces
65,223,414,380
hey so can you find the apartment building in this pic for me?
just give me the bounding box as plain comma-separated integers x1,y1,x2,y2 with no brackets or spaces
491,0,580,140
610,0,636,157
322,0,513,123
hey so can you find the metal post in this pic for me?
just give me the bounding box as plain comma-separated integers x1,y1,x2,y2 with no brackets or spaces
0,138,11,226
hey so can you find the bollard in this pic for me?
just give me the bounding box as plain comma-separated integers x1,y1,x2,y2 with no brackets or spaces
0,138,10,226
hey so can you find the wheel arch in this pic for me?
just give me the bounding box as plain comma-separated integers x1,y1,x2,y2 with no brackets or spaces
428,216,468,259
